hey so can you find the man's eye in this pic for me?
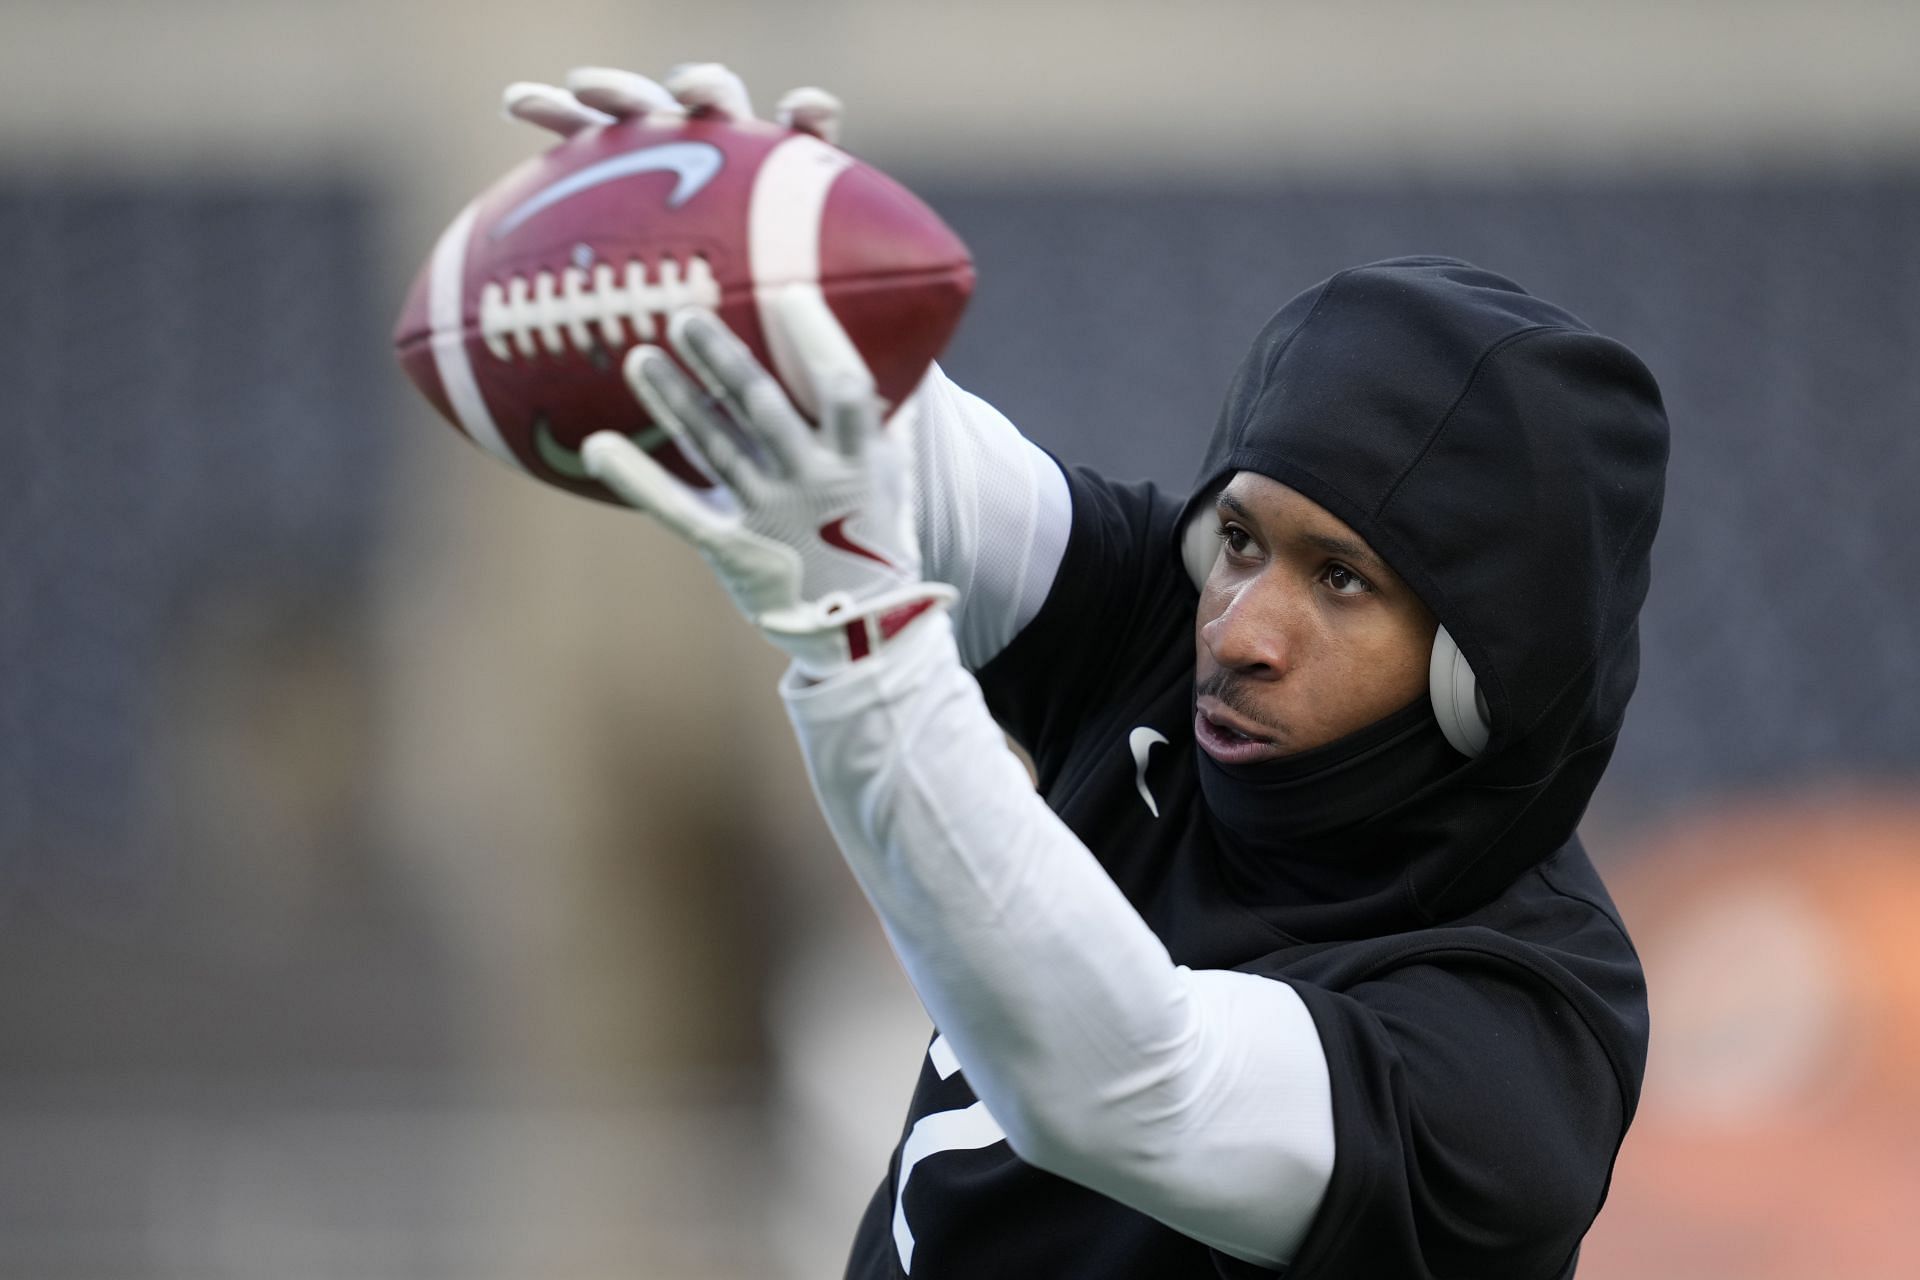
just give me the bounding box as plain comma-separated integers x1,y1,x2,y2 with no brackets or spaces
1322,563,1371,596
1216,524,1252,555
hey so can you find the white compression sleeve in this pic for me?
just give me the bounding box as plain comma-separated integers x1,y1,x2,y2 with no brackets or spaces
905,366,1072,670
780,614,1335,1268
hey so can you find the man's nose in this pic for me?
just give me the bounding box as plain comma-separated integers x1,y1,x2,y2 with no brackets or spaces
1200,578,1295,677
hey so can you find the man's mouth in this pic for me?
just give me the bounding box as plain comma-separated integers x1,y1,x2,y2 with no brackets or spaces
1193,697,1284,764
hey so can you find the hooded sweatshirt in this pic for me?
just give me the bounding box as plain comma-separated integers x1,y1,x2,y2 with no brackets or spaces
790,256,1669,1279
1179,255,1670,941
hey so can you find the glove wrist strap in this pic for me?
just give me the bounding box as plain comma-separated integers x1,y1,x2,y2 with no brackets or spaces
760,582,959,678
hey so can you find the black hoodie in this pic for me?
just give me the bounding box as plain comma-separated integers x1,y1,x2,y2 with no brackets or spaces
845,257,1668,1280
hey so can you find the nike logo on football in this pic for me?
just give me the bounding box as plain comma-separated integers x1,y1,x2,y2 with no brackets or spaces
1129,726,1169,818
819,514,897,568
493,141,726,239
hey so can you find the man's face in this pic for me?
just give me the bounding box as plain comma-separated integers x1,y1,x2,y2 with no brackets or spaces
1193,471,1437,763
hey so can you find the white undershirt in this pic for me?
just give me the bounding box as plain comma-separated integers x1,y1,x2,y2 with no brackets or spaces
781,368,1335,1268
907,366,1072,669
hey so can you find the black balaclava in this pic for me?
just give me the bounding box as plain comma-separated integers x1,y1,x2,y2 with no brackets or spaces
1179,257,1669,941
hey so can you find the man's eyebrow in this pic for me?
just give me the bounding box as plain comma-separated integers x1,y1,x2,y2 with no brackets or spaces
1298,529,1389,577
1214,492,1253,521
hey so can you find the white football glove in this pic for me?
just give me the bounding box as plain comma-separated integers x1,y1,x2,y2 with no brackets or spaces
583,288,954,679
502,63,844,145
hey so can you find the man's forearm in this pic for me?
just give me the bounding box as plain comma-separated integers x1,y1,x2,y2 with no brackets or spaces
780,614,1334,1267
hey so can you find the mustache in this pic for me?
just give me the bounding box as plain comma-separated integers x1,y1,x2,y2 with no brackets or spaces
1193,671,1281,737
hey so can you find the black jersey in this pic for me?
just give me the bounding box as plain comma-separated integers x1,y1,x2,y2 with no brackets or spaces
844,467,1646,1279
846,258,1667,1279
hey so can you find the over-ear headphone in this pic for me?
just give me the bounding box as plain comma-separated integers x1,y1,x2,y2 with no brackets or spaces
1182,509,1493,757
1180,508,1222,588
1429,625,1491,757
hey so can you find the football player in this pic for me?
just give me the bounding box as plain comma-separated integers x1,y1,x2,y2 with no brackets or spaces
505,66,1667,1279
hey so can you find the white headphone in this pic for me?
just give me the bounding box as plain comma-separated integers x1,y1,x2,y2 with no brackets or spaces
1182,511,1492,757
1428,624,1491,757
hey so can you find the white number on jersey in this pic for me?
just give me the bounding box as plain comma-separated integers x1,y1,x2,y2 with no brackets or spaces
892,1034,1008,1272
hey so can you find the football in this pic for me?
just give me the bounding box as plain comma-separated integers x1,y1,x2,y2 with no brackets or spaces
393,114,974,501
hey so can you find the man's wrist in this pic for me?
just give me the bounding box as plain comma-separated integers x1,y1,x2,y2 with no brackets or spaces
764,581,959,682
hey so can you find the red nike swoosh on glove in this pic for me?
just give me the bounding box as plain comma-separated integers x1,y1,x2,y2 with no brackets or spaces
819,515,898,569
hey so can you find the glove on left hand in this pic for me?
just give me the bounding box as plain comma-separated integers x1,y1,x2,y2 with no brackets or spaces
583,287,955,679
503,63,843,144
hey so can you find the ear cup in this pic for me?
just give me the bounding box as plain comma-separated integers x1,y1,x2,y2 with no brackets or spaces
1430,624,1491,756
1181,508,1220,590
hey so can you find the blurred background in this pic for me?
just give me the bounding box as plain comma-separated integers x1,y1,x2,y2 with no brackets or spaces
2,1,1917,1276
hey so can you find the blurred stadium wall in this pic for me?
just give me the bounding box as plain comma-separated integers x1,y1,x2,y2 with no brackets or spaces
1,2,1917,1276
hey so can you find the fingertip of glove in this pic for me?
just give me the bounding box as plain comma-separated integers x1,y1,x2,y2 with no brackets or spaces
580,429,626,465
579,433,616,481
502,81,615,134
665,62,754,118
500,80,548,116
775,86,844,142
566,66,683,117
621,344,682,408
620,342,656,380
667,306,738,366
665,306,707,345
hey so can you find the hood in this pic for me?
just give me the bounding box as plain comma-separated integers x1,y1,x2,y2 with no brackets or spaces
1182,256,1669,938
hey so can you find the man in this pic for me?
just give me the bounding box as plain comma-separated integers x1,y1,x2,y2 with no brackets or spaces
510,66,1668,1278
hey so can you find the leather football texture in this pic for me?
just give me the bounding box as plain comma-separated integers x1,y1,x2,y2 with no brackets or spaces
394,114,974,501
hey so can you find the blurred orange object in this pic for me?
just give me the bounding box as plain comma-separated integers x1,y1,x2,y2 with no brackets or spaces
1580,791,1920,1279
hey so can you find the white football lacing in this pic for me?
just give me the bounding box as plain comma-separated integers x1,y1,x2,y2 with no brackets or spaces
478,255,721,361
